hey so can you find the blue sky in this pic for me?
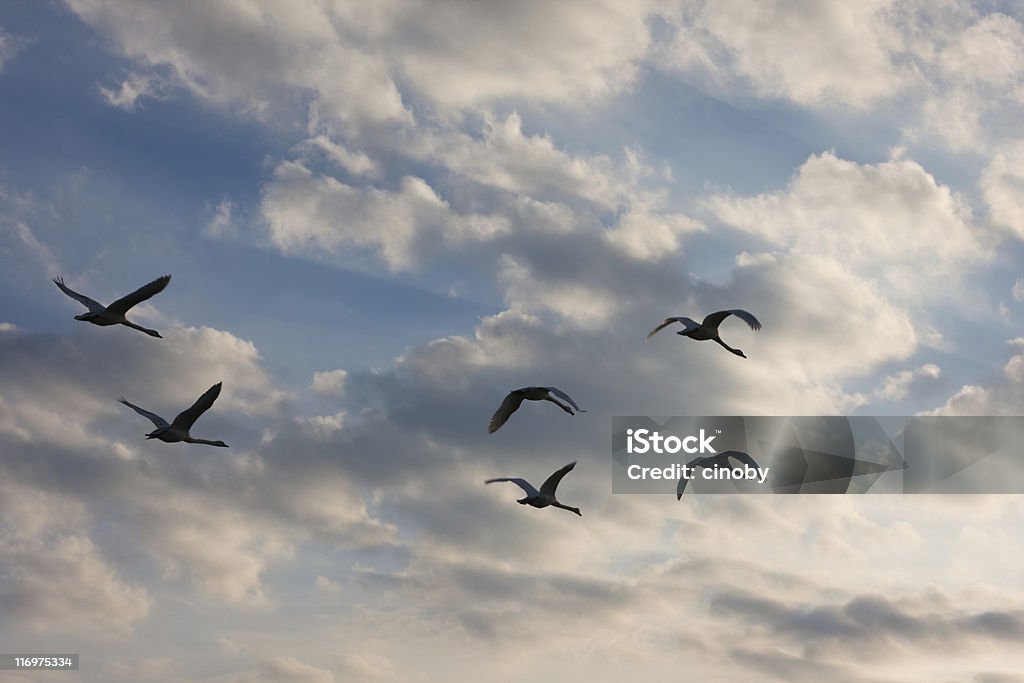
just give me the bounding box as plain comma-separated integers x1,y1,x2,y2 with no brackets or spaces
4,1,1024,682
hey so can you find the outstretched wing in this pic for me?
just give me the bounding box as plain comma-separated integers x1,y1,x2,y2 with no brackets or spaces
676,454,709,499
106,275,171,315
53,277,104,313
485,477,540,497
676,476,690,500
702,309,761,331
540,461,577,496
546,387,583,413
677,452,760,499
647,316,699,339
488,390,526,433
171,382,222,430
118,397,169,429
725,450,760,469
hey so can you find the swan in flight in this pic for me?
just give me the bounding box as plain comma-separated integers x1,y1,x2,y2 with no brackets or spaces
119,382,229,447
486,461,582,516
488,386,586,433
677,450,761,498
53,274,171,338
647,309,761,358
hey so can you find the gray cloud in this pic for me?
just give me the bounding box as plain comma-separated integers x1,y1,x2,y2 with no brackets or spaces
713,589,1024,657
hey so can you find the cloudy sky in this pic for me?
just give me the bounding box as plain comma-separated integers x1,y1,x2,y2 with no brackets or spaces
3,1,1024,681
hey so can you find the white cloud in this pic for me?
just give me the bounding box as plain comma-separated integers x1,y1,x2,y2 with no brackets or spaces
604,205,704,261
707,151,986,302
0,479,150,635
935,13,1024,89
203,198,237,239
913,90,984,153
310,369,348,397
905,11,1024,152
981,139,1024,239
1014,277,1024,303
1,219,61,275
389,0,657,108
659,4,1024,154
261,161,459,272
0,326,396,611
496,254,621,330
726,252,915,412
207,657,334,683
429,113,628,211
314,575,342,594
0,27,29,72
105,657,175,680
662,0,915,109
875,363,942,401
296,135,380,179
67,0,410,133
98,73,164,110
63,0,663,137
142,492,291,606
337,653,394,681
929,339,1024,415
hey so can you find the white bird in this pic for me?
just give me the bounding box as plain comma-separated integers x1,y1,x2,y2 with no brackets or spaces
54,274,170,338
647,309,761,358
120,382,229,447
486,461,582,516
677,451,761,499
488,386,586,433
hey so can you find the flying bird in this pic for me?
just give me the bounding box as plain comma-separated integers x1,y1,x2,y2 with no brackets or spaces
53,274,171,338
647,309,761,358
677,450,761,499
488,386,585,433
486,461,582,516
119,382,229,447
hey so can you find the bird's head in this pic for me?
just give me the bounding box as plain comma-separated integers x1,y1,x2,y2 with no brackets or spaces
732,349,747,359
212,441,229,448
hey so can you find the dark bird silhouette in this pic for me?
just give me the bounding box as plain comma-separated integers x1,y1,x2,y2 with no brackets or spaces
54,274,171,338
647,309,761,358
120,382,229,447
488,386,585,433
677,450,761,499
486,461,582,516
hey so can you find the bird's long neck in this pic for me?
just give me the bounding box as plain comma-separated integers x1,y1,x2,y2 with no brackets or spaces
185,437,226,447
553,502,581,516
122,321,161,338
713,337,744,357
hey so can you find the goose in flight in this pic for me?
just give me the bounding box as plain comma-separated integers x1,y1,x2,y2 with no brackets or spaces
647,309,761,358
53,274,171,338
488,386,586,433
677,451,761,498
486,461,581,516
119,382,229,447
